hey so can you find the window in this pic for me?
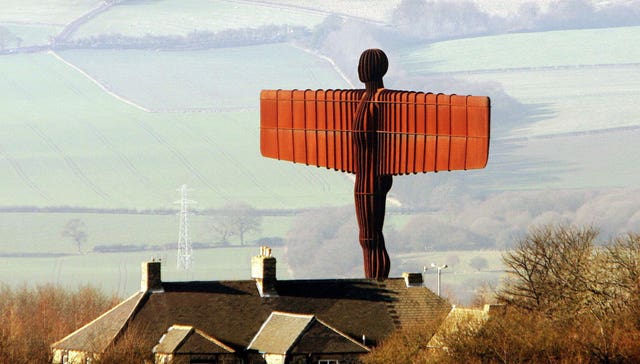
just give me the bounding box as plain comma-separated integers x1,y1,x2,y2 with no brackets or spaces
318,360,339,364
62,355,69,364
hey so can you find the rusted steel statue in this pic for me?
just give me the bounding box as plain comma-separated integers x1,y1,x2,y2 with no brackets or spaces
260,49,490,280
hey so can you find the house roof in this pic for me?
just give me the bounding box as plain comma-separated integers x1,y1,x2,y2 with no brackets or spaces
154,325,235,355
53,277,450,353
288,316,370,355
427,304,502,348
248,311,369,355
248,312,314,354
51,291,145,352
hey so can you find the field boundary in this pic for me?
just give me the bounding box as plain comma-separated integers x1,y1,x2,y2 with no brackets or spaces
48,50,152,112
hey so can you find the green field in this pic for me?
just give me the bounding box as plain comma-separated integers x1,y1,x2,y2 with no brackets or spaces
0,246,291,297
0,0,99,25
240,0,402,23
398,26,640,138
0,47,353,209
1,0,638,301
3,25,637,209
71,0,327,39
0,212,294,255
396,26,640,191
399,26,640,73
58,44,350,111
0,23,60,47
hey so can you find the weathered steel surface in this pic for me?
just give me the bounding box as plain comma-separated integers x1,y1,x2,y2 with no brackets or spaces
260,49,491,280
260,90,490,174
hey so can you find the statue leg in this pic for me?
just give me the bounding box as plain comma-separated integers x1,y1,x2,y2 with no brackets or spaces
355,175,392,280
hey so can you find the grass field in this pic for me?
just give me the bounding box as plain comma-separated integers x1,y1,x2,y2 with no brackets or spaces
398,26,640,138
0,211,294,255
1,2,638,301
0,0,99,25
0,23,60,47
250,0,403,23
0,47,353,209
0,246,291,297
395,26,640,191
399,26,640,73
58,44,350,111
71,0,327,40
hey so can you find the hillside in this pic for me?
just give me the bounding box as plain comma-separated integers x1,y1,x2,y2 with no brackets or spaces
2,24,638,209
1,1,639,296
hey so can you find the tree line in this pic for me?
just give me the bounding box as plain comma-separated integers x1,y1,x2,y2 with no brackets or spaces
0,284,119,363
59,202,266,254
55,25,309,50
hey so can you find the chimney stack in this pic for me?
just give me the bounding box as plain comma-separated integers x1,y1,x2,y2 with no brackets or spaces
402,272,424,287
141,260,163,293
251,246,277,297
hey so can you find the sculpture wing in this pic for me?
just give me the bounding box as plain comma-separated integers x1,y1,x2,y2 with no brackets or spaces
260,89,365,173
376,90,490,175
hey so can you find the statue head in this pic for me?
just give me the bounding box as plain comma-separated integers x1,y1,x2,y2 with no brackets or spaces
358,49,388,83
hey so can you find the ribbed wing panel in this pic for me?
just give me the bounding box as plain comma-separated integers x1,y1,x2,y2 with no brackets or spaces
376,90,490,175
260,89,490,176
260,89,365,173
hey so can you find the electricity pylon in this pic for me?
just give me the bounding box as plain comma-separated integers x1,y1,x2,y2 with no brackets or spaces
176,184,196,271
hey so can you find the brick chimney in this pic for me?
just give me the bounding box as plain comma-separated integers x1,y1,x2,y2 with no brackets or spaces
402,272,424,287
251,246,277,297
141,260,163,293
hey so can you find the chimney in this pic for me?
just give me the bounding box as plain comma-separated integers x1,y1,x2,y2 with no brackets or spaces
141,260,163,293
402,272,424,287
251,246,277,297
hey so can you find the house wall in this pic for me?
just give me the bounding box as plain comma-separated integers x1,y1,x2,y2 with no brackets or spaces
263,353,286,364
273,354,364,364
310,354,363,364
52,349,97,364
154,353,244,364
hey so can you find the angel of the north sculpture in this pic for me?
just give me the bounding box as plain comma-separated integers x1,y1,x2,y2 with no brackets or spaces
260,49,490,280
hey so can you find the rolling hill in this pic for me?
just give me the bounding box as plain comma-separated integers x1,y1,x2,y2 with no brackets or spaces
1,1,639,294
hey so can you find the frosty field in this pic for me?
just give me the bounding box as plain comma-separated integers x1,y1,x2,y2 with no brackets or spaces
0,47,353,209
71,0,327,39
57,44,350,111
1,0,638,297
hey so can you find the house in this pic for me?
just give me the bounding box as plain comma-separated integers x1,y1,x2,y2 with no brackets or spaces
51,247,451,364
427,304,505,350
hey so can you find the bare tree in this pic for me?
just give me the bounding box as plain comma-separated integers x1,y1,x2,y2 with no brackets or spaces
62,219,88,254
228,202,261,245
496,224,599,315
209,202,262,246
209,215,235,246
364,225,640,363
